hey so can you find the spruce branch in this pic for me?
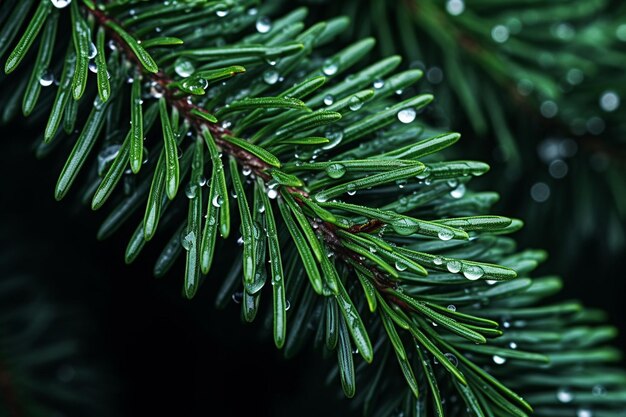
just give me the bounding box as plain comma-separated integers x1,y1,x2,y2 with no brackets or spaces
1,1,625,416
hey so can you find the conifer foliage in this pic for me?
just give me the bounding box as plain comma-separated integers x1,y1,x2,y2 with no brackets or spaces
1,1,625,416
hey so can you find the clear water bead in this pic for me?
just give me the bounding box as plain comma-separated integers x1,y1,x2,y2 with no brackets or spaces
51,0,71,9
397,108,416,123
263,69,279,85
395,261,407,272
446,0,465,16
39,70,54,87
549,159,568,179
181,231,195,251
438,229,454,241
491,25,510,43
557,388,574,403
212,195,223,207
530,182,550,203
492,355,507,365
349,95,363,111
256,17,272,33
216,8,229,17
88,43,97,59
433,257,444,266
185,184,198,199
599,91,620,112
373,78,385,89
444,352,458,366
325,163,346,179
540,100,558,118
322,59,339,76
323,94,334,106
446,260,462,274
447,304,456,312
97,145,121,175
462,265,484,280
323,127,344,150
450,184,466,199
174,58,195,77
577,409,593,417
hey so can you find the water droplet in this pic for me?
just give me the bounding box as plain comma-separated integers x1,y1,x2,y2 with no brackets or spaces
530,182,550,203
150,82,164,98
444,352,458,366
323,127,344,150
491,25,510,43
577,408,593,417
450,184,466,199
509,342,518,349
599,91,620,112
325,163,346,179
212,195,224,207
323,94,334,106
50,0,71,8
426,67,443,84
438,229,454,241
236,236,244,246
549,159,568,179
216,8,229,17
349,95,363,111
516,79,534,96
267,188,278,199
263,69,279,85
492,355,507,365
592,385,606,396
566,68,584,85
181,231,195,250
97,145,121,175
88,61,98,73
433,257,444,266
395,261,407,272
174,58,195,77
540,100,558,118
373,78,385,89
322,58,339,76
446,260,462,274
242,166,252,176
397,108,416,124
231,292,243,303
256,17,272,33
88,43,97,59
462,265,484,280
447,304,456,312
185,183,198,199
346,184,357,196
391,217,420,236
446,0,465,15
197,176,207,187
39,70,54,86
285,300,291,311
557,387,574,403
